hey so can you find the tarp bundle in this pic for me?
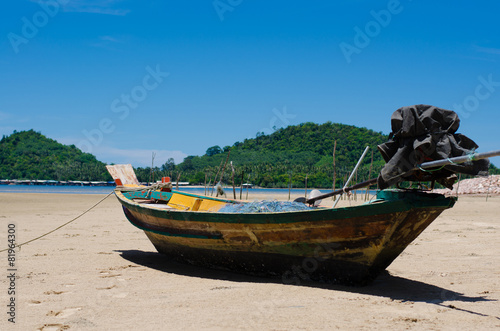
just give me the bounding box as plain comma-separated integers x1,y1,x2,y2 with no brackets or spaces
377,104,490,189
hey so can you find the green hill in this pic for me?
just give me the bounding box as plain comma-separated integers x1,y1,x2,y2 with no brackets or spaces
137,122,390,188
2,126,497,186
0,130,111,181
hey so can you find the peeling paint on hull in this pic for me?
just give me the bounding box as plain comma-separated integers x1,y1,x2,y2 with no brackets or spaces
114,189,456,285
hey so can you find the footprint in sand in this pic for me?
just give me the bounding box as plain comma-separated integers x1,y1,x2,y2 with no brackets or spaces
99,270,123,278
95,283,128,298
113,292,128,298
38,324,70,331
46,307,82,318
44,290,67,295
99,273,122,278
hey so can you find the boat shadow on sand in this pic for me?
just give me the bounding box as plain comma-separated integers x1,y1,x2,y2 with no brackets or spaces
117,249,497,319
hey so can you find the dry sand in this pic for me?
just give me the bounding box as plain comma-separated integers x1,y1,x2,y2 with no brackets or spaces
0,191,499,330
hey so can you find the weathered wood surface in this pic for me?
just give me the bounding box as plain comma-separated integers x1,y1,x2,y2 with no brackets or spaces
112,189,455,284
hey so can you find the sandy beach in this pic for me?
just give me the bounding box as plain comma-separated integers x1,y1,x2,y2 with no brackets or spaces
1,191,499,330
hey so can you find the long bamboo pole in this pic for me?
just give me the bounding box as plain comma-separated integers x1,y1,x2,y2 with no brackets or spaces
149,152,156,185
230,161,236,199
239,171,244,200
246,174,250,200
332,146,370,208
304,174,308,198
218,150,231,184
364,150,374,201
332,140,337,194
175,172,181,190
211,158,225,196
416,149,500,169
204,173,207,196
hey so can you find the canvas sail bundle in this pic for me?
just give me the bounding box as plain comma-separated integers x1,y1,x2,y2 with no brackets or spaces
377,104,490,189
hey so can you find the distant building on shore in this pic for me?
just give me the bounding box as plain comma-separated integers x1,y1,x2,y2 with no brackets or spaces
0,179,115,186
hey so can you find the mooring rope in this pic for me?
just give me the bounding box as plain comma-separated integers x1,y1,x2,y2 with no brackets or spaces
0,191,114,253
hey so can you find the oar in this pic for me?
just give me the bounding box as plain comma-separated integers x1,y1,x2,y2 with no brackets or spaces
305,149,500,205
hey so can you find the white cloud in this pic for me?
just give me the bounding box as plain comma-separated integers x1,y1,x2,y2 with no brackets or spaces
99,35,122,43
89,35,126,50
56,136,188,166
474,45,500,56
95,147,188,167
0,111,11,121
59,0,130,16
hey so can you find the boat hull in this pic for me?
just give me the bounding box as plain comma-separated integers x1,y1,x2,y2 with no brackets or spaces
116,189,455,285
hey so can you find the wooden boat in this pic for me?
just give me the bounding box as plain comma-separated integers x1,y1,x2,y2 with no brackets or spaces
107,164,456,285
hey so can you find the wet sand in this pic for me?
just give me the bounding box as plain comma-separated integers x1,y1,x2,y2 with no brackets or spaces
0,191,499,330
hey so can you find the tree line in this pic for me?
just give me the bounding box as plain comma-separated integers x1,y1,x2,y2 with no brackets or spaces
0,130,111,181
135,122,389,188
2,127,498,186
135,122,500,188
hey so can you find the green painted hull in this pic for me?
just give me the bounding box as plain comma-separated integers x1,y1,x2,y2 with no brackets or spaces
114,189,456,285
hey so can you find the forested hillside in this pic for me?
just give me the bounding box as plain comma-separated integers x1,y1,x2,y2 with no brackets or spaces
3,127,496,186
0,130,111,181
136,122,390,188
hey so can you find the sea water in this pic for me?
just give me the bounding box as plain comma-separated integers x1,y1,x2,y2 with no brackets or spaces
0,185,115,194
0,184,376,196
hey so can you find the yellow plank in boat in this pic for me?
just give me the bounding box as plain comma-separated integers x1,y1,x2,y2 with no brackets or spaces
167,193,227,212
198,198,227,212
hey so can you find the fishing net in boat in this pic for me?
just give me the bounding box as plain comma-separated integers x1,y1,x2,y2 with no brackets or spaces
218,200,313,213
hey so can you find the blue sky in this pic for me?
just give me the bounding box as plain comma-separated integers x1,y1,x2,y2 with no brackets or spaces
1,0,499,167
